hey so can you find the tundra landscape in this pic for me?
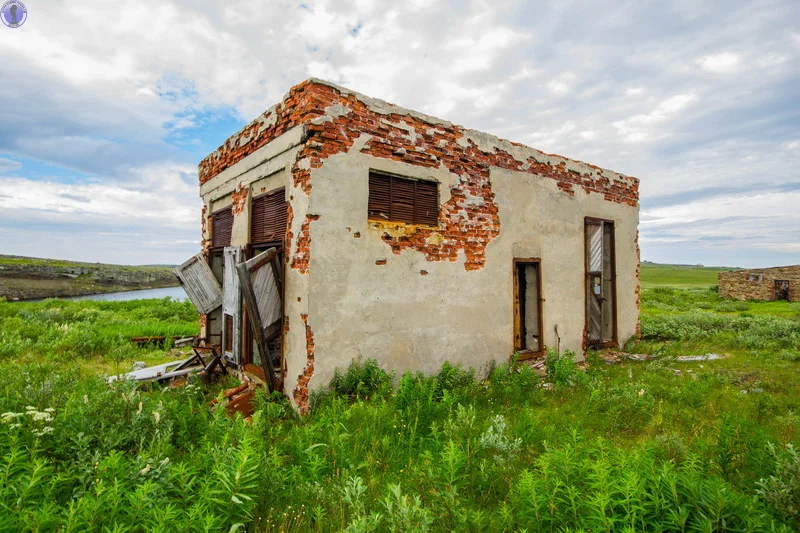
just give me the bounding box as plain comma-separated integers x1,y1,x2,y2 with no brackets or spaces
1,263,799,531
2,1,797,531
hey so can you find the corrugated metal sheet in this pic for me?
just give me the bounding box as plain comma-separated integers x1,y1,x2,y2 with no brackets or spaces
212,207,233,248
173,254,222,314
368,172,439,226
251,188,288,244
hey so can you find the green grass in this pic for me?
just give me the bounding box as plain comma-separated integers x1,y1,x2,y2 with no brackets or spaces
641,262,740,289
0,254,174,272
0,291,799,531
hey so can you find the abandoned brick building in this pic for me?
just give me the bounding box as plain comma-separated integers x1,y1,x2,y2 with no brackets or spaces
719,266,799,302
177,79,640,412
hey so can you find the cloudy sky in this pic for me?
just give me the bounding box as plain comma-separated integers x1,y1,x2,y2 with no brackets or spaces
0,0,797,267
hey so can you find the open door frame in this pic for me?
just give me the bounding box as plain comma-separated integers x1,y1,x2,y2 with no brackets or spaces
584,217,618,349
513,258,544,360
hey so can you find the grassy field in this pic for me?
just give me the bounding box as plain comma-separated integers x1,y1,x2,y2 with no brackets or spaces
640,262,739,289
1,290,800,531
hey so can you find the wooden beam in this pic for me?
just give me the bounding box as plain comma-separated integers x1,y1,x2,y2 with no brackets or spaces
236,259,278,391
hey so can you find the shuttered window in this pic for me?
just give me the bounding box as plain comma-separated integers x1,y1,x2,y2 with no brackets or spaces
368,172,439,226
251,188,288,244
223,313,233,353
211,207,233,248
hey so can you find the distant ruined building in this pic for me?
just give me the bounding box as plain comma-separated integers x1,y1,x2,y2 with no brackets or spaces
719,266,799,302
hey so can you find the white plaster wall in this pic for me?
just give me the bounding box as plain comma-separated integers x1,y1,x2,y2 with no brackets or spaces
303,150,639,392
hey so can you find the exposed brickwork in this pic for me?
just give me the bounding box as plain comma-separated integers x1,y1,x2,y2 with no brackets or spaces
198,80,328,184
719,266,800,302
291,214,319,273
285,202,294,264
200,79,639,272
199,313,207,343
200,205,212,259
231,183,248,215
293,313,315,414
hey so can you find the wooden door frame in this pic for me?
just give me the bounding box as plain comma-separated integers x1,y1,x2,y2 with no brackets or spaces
584,217,618,348
513,258,544,360
241,242,285,380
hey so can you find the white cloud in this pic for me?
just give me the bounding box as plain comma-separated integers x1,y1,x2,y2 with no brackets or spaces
698,52,741,73
0,0,797,266
612,93,697,142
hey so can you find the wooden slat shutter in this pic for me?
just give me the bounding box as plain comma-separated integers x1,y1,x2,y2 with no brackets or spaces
222,246,243,365
173,254,222,314
236,248,283,391
212,207,233,248
415,179,439,226
251,189,288,244
391,177,416,224
368,173,391,221
368,172,439,226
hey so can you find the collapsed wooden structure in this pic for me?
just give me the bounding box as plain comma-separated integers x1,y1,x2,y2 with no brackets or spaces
175,248,283,391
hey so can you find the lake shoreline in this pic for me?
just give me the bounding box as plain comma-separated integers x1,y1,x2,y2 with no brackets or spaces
0,254,179,301
9,281,184,302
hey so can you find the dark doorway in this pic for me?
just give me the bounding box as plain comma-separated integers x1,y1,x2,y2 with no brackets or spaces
585,218,617,347
775,280,790,301
513,259,543,357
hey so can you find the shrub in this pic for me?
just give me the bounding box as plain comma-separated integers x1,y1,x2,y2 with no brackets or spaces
329,358,393,400
545,349,584,389
758,443,800,521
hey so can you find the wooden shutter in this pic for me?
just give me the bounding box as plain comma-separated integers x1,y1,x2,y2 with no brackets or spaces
368,172,438,226
173,254,222,314
212,207,233,248
237,248,283,391
415,179,439,226
368,173,391,221
222,246,243,364
251,189,288,244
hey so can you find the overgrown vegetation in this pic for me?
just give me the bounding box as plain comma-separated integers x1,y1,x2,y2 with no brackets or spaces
1,286,799,531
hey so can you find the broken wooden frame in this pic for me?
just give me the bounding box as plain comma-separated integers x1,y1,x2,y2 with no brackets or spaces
173,254,223,314
236,247,283,392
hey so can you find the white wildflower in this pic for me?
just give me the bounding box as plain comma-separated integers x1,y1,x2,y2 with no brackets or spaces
44,408,55,413
139,464,151,476
25,406,35,411
153,411,160,424
1,412,21,423
83,395,89,404
136,402,143,415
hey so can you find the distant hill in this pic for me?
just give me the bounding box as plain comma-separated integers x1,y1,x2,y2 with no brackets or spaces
640,262,739,289
0,255,179,301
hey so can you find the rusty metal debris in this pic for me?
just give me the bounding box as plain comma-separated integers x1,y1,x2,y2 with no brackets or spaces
210,382,257,420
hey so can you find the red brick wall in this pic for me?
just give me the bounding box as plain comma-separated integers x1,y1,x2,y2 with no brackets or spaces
201,80,639,274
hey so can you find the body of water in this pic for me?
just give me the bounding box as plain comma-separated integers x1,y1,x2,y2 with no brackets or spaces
57,286,188,302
